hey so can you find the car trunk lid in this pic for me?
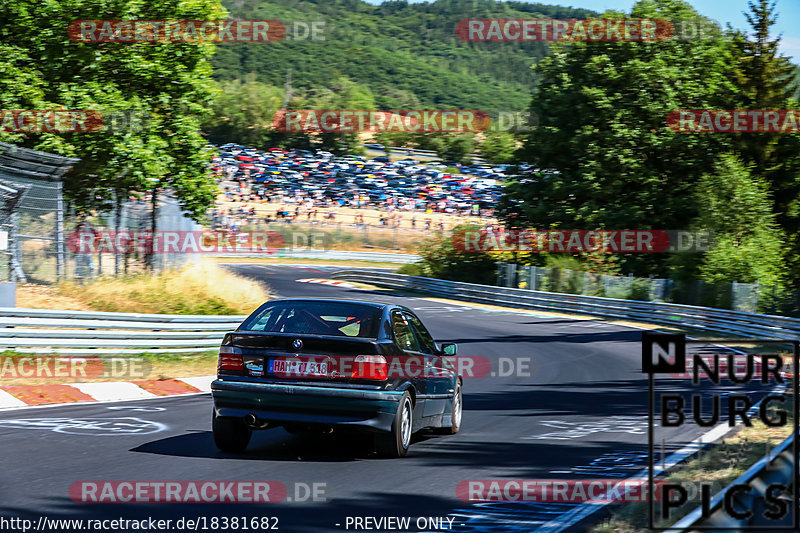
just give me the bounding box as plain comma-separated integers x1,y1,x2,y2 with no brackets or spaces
225,332,376,383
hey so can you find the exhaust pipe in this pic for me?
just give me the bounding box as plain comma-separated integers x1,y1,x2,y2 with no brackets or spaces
244,413,269,429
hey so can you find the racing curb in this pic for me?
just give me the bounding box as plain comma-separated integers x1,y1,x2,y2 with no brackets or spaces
0,376,215,409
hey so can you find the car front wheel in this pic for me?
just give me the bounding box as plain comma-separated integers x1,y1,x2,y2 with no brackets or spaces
375,391,413,458
444,380,462,434
212,410,252,453
433,380,462,435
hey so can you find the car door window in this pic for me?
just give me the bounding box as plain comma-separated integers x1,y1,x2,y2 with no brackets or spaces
392,311,419,352
405,313,437,354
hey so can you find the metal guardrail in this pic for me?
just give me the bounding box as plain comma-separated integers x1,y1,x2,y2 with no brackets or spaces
0,307,245,354
209,249,420,263
330,270,800,338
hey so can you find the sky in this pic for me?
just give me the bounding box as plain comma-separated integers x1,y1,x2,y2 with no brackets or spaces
363,0,800,61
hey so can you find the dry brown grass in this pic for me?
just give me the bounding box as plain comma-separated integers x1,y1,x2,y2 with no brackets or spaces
55,262,270,315
16,284,94,311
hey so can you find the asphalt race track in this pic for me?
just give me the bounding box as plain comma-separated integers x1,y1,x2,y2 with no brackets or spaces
0,265,775,533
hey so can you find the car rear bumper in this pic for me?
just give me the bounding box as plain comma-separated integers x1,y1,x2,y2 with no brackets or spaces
211,379,402,432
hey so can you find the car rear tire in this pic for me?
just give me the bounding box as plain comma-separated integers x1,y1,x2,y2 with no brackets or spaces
212,411,252,453
375,391,413,458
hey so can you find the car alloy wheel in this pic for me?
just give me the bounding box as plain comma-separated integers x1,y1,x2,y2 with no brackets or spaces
400,396,412,449
375,391,413,458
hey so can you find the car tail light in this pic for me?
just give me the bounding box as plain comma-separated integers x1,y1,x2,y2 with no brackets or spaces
351,355,388,380
218,346,244,371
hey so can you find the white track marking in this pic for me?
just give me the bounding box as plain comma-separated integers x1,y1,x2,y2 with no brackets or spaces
71,382,156,401
0,388,27,408
178,375,214,392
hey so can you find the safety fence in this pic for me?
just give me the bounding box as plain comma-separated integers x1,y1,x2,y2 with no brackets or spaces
0,307,244,355
498,263,764,314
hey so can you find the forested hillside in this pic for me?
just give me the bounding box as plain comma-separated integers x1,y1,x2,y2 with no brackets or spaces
212,0,599,114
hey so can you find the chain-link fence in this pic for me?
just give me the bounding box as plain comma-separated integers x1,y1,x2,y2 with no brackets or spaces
0,142,78,284
498,263,765,313
0,178,29,283
0,142,202,284
66,194,202,282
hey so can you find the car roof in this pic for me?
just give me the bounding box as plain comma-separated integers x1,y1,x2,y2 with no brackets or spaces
266,298,394,310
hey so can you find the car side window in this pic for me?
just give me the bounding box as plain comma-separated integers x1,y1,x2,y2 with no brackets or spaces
391,311,419,352
405,312,437,355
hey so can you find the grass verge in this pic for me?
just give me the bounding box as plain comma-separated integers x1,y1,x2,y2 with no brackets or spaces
51,262,270,315
591,391,794,532
0,350,218,386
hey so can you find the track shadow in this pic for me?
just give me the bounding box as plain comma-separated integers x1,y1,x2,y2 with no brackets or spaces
440,329,642,345
131,427,437,463
0,492,466,533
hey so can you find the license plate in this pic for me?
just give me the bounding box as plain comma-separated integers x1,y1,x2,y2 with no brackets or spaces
270,358,328,377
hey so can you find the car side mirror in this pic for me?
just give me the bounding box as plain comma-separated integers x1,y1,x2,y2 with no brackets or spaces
441,343,457,356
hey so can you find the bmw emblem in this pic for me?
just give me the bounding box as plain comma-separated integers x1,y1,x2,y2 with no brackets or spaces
292,339,303,350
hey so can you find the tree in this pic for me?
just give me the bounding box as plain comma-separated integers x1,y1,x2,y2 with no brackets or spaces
435,134,475,165
478,131,518,164
499,0,742,276
694,154,786,286
731,0,797,173
731,0,800,289
416,224,497,285
203,76,284,148
283,76,375,155
0,0,224,221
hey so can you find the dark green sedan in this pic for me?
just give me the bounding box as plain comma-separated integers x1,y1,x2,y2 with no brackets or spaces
211,299,462,457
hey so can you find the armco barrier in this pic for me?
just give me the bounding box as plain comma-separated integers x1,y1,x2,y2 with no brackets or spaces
330,270,800,338
0,307,245,354
209,249,420,263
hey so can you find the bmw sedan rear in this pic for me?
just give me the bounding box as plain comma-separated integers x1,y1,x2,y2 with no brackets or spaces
211,299,462,457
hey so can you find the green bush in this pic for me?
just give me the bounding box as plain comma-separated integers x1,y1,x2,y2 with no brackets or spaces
628,279,651,301
416,224,497,285
397,263,429,277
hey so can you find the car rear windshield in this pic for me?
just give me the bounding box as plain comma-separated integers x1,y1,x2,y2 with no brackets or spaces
240,301,382,338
